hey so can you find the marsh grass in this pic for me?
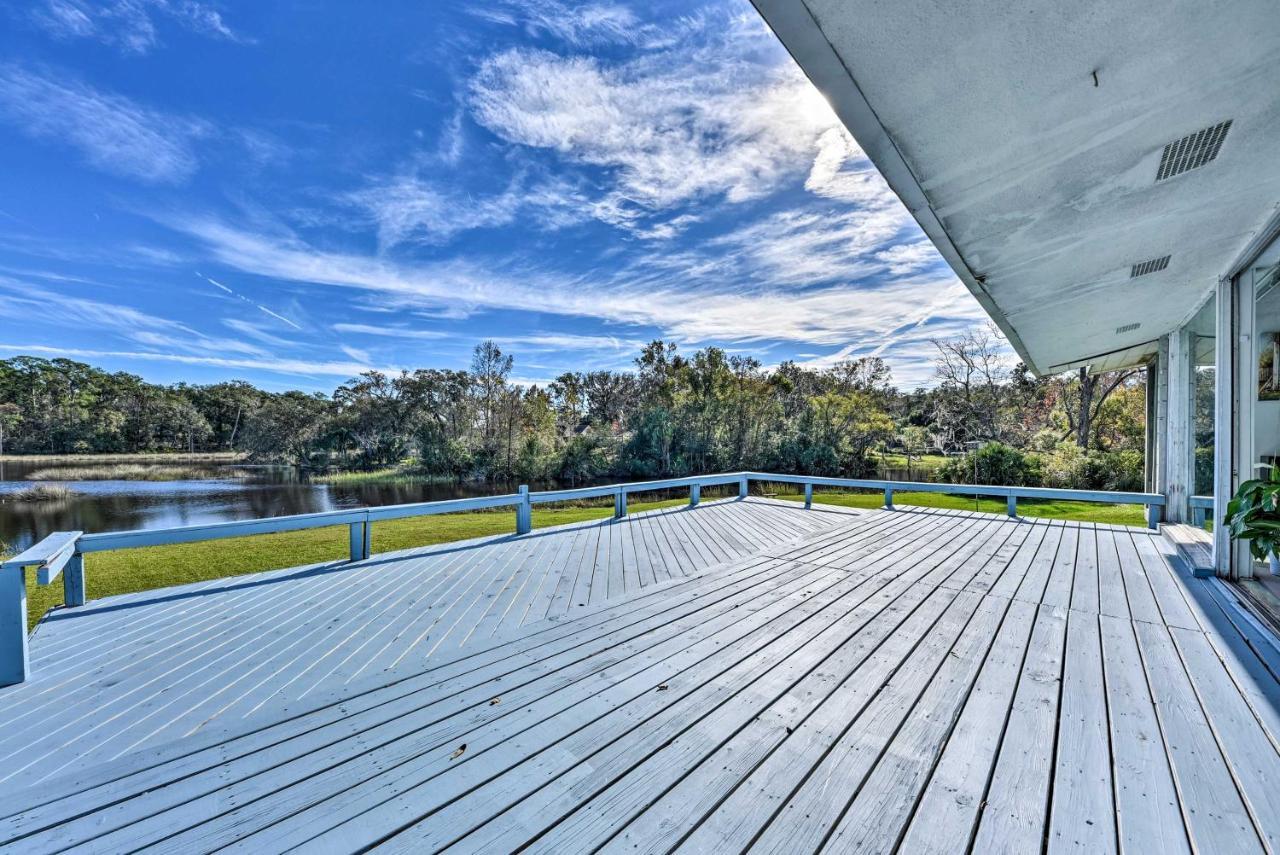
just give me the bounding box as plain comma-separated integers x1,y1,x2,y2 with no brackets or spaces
27,464,233,482
311,467,446,486
0,452,242,464
5,484,79,503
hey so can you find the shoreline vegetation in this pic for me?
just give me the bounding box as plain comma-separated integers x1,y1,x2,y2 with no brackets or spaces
0,452,244,464
1,338,1152,500
26,464,238,482
0,450,954,487
11,489,1146,630
309,466,452,486
4,484,78,503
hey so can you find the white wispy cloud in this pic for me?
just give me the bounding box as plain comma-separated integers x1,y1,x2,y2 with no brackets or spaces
348,174,526,249
874,241,939,276
0,344,381,379
168,215,990,357
466,30,842,232
346,5,907,255
704,206,911,286
222,318,298,347
344,158,594,248
0,277,275,360
339,344,372,363
0,63,208,183
804,127,899,207
331,323,452,340
494,333,647,351
30,0,246,55
472,0,645,47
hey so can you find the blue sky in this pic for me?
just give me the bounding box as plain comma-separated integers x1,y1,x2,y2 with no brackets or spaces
0,0,992,392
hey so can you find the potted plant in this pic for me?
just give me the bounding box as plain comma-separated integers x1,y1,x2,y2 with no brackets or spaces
1225,464,1280,575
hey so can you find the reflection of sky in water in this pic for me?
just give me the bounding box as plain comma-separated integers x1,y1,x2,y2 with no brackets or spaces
0,466,507,551
0,471,343,551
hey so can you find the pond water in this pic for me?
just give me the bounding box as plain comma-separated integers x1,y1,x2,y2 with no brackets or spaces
0,460,533,552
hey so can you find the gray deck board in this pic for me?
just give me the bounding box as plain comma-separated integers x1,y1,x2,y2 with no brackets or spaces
1099,614,1190,853
970,602,1069,854
1049,611,1116,853
3,506,1280,854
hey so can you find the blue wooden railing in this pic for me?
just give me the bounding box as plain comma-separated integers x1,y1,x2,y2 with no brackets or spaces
1190,495,1214,527
0,471,1166,686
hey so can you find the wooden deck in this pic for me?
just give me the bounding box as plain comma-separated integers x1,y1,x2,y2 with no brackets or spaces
3,503,1280,853
0,497,844,786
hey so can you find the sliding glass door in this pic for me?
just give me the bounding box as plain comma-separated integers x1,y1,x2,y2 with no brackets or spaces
1227,237,1280,578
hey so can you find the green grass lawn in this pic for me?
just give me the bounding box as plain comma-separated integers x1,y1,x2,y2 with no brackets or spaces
872,453,950,473
772,489,1147,526
20,498,689,630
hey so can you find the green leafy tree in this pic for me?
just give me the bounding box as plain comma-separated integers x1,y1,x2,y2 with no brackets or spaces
241,392,333,466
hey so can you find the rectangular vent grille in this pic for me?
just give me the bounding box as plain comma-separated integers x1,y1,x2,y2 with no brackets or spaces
1130,255,1171,278
1115,322,1141,335
1156,120,1232,181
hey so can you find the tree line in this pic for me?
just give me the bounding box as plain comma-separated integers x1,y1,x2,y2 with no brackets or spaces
0,326,1147,489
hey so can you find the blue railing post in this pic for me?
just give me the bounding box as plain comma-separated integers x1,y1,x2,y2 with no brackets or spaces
804,482,813,510
690,483,700,508
0,564,29,687
1006,495,1018,518
1147,503,1162,531
884,486,894,509
615,488,627,519
348,520,370,562
516,485,532,534
738,475,749,499
348,522,361,562
64,552,85,607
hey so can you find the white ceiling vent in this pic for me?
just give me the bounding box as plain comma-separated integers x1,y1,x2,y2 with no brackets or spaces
1130,255,1171,278
1156,120,1232,181
1115,322,1141,335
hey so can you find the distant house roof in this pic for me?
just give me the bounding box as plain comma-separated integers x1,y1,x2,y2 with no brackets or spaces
752,0,1280,374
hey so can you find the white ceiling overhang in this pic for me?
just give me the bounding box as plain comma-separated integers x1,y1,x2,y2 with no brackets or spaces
751,0,1280,375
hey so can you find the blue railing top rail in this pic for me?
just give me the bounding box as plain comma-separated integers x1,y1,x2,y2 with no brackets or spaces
1,531,81,585
742,472,1165,507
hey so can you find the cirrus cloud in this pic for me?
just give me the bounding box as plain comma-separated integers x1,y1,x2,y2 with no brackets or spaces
467,42,842,225
0,63,208,183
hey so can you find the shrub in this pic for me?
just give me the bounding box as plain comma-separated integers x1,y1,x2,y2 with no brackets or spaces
1038,444,1144,492
938,442,1041,486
